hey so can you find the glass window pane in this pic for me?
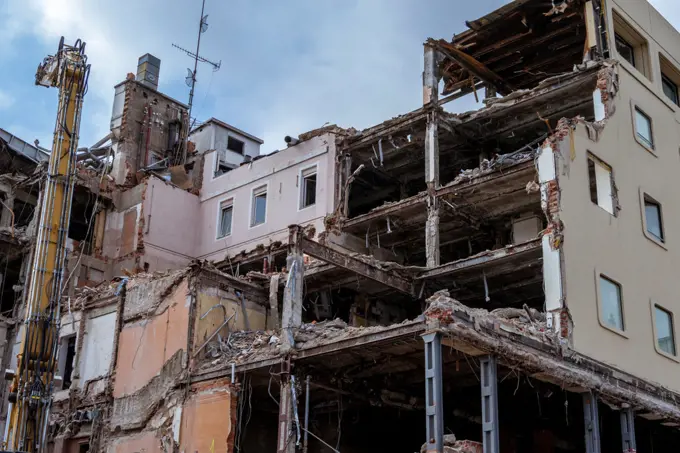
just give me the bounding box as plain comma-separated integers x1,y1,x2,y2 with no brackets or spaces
655,307,675,355
253,193,266,225
303,174,317,207
635,109,653,147
219,206,232,237
644,200,663,241
600,277,624,331
615,34,635,67
662,75,679,105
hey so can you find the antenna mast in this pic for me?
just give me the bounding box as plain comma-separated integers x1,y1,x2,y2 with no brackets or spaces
173,0,221,160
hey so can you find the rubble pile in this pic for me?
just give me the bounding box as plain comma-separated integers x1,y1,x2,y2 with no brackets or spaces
420,435,482,453
450,148,536,186
294,317,417,349
425,290,551,340
202,330,283,368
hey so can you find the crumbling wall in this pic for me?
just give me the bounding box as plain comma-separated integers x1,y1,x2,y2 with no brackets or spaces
113,276,190,399
108,431,162,453
179,379,238,453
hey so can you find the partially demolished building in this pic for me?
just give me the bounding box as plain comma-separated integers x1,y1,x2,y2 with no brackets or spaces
3,0,680,452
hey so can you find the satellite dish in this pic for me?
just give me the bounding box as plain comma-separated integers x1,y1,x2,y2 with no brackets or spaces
201,15,209,33
185,68,194,87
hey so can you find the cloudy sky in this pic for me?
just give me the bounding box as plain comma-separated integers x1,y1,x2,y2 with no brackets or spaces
0,0,678,153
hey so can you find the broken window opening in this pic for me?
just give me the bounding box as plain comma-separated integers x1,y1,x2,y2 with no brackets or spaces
59,335,77,390
227,136,245,155
643,196,664,243
599,275,624,332
78,442,90,453
214,150,231,178
615,34,635,67
218,199,233,238
654,305,676,356
634,107,654,150
613,12,651,80
660,54,680,107
251,185,267,227
300,167,317,209
587,153,615,215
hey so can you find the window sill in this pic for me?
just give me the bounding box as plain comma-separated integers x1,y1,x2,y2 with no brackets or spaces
634,135,657,156
298,203,316,212
642,231,668,250
249,222,265,229
653,344,680,363
597,321,629,339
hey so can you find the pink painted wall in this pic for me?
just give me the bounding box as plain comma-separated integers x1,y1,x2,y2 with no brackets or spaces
195,134,337,261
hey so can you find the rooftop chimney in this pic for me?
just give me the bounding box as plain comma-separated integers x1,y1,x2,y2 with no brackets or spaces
136,54,161,91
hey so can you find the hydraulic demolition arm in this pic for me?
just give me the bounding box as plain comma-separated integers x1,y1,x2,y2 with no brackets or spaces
4,37,90,452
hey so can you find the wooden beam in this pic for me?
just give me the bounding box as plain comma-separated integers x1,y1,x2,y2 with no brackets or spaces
297,233,415,296
430,39,514,95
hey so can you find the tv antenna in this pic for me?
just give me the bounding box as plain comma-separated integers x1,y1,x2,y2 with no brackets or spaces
172,0,221,128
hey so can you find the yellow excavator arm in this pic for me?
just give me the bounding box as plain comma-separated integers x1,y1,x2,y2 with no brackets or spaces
4,37,89,452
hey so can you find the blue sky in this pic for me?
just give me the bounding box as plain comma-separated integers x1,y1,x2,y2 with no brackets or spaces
0,0,678,153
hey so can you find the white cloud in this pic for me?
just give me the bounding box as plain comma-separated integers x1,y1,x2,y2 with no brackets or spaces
3,0,679,152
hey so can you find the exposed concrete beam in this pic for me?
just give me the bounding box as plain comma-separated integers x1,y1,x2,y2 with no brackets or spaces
293,227,415,296
417,239,541,280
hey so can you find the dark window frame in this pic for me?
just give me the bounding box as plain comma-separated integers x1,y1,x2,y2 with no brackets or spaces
227,136,245,155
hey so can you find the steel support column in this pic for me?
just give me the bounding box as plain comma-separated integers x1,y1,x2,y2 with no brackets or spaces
422,332,443,453
620,407,637,453
583,392,601,453
480,356,499,453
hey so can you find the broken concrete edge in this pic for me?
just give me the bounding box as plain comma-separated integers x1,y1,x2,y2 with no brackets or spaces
425,292,680,423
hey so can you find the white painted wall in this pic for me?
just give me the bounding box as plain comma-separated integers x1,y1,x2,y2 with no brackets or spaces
190,122,262,170
79,312,117,385
196,134,337,260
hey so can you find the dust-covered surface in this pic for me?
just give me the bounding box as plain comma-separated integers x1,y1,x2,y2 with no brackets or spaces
197,317,424,373
421,435,482,453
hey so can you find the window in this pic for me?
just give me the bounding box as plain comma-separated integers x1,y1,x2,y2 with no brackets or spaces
634,107,654,150
599,276,624,331
58,335,77,389
217,199,233,238
644,196,664,243
613,11,651,79
587,153,615,215
251,185,267,226
615,34,635,67
660,54,680,106
662,74,679,106
654,306,676,356
227,136,245,155
300,167,317,209
215,150,230,177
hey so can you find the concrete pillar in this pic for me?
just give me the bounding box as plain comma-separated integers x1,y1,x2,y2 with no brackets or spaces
423,45,439,105
0,192,15,228
424,44,441,268
277,375,296,453
268,274,281,330
282,226,304,347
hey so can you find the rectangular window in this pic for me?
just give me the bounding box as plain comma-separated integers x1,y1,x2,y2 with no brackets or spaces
644,196,664,243
600,276,624,331
613,12,651,79
58,335,77,389
251,185,267,226
615,34,635,67
634,108,654,149
655,306,676,356
662,74,679,106
217,199,233,238
227,136,245,155
300,167,317,209
587,154,614,215
660,54,680,107
215,150,230,177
